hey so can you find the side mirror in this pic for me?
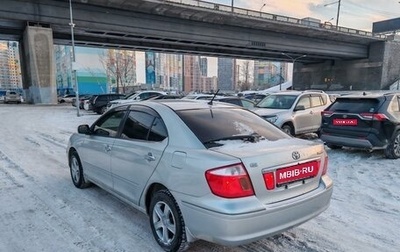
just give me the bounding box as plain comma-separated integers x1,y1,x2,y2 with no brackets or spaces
77,124,91,135
294,105,305,111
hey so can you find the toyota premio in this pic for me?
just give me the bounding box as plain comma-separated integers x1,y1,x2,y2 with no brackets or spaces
67,99,333,251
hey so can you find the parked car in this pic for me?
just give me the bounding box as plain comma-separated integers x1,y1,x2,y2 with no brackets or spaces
91,94,126,114
83,95,98,111
244,93,269,103
58,94,76,103
253,90,331,136
145,94,183,100
107,91,167,110
72,95,91,109
320,91,400,159
182,93,220,100
4,90,22,104
67,99,333,251
205,96,256,109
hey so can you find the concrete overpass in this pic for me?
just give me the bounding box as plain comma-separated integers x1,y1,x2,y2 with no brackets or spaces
0,0,398,103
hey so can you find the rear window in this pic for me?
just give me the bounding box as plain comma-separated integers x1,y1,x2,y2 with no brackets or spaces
328,98,381,113
175,107,289,146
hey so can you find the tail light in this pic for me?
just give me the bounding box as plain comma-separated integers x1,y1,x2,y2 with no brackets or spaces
263,172,275,190
360,113,388,121
205,163,254,198
322,156,329,175
321,111,333,117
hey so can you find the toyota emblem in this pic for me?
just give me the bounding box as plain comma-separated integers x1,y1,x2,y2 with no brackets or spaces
292,151,301,160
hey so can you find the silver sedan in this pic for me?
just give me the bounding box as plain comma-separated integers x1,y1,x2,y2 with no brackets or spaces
67,100,333,252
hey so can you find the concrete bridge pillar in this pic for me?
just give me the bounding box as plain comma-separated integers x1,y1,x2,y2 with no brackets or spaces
20,24,57,104
294,39,400,91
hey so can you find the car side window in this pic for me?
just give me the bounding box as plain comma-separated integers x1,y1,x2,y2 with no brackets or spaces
396,96,400,112
92,111,126,137
310,95,323,107
121,110,167,141
297,96,311,109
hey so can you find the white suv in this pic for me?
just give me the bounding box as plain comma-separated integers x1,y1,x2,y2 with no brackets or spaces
252,90,331,136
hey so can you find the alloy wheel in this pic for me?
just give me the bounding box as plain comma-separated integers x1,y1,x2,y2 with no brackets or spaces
152,201,176,245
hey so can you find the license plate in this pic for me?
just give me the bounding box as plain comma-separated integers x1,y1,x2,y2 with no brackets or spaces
333,118,358,126
276,161,319,185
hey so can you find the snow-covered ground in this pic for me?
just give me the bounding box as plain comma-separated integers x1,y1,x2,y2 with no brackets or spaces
0,104,399,252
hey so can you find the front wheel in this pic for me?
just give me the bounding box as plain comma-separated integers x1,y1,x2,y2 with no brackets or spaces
69,150,91,188
281,124,294,136
149,190,187,252
384,131,400,159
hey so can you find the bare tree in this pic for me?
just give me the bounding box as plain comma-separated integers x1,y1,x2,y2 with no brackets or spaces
99,49,136,94
237,60,253,91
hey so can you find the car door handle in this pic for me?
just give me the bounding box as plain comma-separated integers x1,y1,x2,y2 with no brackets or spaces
145,153,156,162
104,145,112,152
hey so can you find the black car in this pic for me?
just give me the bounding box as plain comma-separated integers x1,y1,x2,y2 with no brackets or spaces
320,91,400,159
91,94,126,114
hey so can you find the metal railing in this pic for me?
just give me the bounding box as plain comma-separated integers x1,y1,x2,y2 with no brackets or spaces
166,0,386,39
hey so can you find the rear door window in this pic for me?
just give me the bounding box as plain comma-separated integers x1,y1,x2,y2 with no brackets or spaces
121,109,167,141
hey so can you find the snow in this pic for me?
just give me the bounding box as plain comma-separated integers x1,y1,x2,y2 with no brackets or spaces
0,104,399,252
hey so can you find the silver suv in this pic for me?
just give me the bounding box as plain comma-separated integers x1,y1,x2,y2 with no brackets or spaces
252,90,331,136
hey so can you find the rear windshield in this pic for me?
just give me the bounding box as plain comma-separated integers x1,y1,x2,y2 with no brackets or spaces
175,107,289,147
328,98,381,113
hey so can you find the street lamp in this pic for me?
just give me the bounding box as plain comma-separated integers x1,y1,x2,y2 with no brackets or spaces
260,3,266,12
281,53,307,90
324,0,341,27
69,0,79,117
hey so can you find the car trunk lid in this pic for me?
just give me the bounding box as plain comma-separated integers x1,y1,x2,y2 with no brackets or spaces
210,138,326,204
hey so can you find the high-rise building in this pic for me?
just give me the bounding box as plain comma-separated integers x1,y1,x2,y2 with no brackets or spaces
54,45,73,95
253,61,288,89
0,41,22,90
200,57,208,77
201,76,217,92
183,55,202,93
217,57,236,92
155,53,182,92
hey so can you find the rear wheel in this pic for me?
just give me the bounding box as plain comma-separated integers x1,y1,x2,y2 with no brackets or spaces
384,131,400,159
326,144,342,150
149,190,187,252
282,124,294,136
69,150,91,188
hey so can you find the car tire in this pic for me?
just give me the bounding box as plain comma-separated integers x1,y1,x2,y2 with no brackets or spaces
384,131,400,159
282,124,294,136
326,144,342,150
69,150,91,189
149,189,187,252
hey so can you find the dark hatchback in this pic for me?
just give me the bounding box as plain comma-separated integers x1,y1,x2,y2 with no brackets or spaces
320,92,400,159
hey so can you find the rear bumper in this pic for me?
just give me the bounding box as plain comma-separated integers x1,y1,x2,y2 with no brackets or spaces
320,134,386,150
180,177,333,246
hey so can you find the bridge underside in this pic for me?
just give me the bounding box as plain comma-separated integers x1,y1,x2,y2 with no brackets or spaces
294,40,400,91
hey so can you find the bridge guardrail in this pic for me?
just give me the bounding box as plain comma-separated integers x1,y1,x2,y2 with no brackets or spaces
166,0,386,39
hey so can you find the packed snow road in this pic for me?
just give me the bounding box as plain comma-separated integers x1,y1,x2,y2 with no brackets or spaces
0,104,399,252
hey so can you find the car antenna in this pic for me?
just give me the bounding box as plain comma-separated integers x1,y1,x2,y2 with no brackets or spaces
208,89,220,105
